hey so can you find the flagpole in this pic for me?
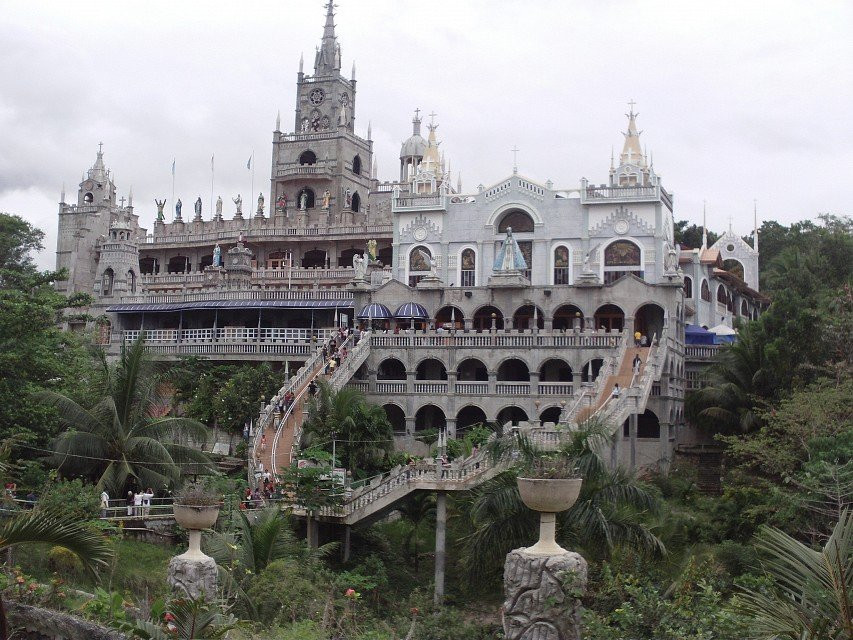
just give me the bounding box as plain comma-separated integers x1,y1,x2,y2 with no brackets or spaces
250,150,255,218
210,154,215,220
171,159,176,212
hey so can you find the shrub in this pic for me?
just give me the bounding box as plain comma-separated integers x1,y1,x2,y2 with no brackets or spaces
36,478,100,521
246,559,326,626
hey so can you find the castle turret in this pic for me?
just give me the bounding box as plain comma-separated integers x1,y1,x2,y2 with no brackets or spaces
95,217,140,299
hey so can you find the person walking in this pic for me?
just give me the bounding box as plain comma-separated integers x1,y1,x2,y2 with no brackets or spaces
611,383,621,399
261,434,267,452
100,489,110,519
632,354,642,376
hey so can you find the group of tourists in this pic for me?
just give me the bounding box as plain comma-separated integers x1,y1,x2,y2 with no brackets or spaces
124,488,155,517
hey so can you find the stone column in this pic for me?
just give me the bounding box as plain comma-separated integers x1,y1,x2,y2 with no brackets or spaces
502,549,587,640
434,491,447,606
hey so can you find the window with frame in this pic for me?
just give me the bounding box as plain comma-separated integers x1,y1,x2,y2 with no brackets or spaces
553,246,569,284
603,240,642,284
701,279,711,301
460,248,476,287
683,276,693,298
409,245,432,287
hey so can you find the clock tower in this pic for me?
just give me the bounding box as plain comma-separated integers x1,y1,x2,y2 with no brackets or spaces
270,1,373,228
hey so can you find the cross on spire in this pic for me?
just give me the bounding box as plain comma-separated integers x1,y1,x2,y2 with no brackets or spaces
119,196,126,208
428,111,437,126
98,141,104,154
512,145,519,174
414,108,421,120
627,99,636,114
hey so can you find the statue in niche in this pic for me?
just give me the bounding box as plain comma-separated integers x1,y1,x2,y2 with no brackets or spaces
416,248,438,278
175,198,183,220
322,190,331,209
299,191,308,211
367,239,377,262
154,198,166,221
256,192,265,215
233,194,243,215
215,196,223,218
213,244,221,267
583,243,600,273
194,197,202,218
352,252,367,280
301,117,310,132
276,194,286,212
345,188,352,208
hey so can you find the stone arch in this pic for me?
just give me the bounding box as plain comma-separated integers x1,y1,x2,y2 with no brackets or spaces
602,237,643,283
456,405,487,432
83,192,94,203
473,305,504,331
416,358,447,380
700,279,711,301
102,267,115,296
637,409,661,438
683,275,693,298
486,202,543,229
297,186,316,210
497,358,530,382
435,305,464,330
723,258,745,280
553,304,584,331
552,244,571,285
351,192,361,213
497,209,535,233
298,150,317,166
513,304,544,330
377,358,406,380
594,303,625,331
382,403,406,433
539,359,572,382
496,406,528,427
459,246,477,287
634,302,665,340
407,244,433,287
581,358,604,382
139,257,157,275
539,406,562,425
352,154,362,176
127,269,137,294
457,358,488,381
199,254,214,270
717,284,728,305
415,404,446,432
339,247,360,268
741,299,749,317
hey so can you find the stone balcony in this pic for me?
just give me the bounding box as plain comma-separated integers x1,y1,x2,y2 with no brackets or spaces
141,266,372,289
141,223,392,247
580,183,673,210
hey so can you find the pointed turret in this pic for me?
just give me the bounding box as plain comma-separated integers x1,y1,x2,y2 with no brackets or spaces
275,110,281,132
702,201,708,250
419,119,442,174
620,104,645,167
314,1,341,75
89,143,107,181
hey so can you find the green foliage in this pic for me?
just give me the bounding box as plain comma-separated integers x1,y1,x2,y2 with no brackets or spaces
674,220,719,249
245,559,326,625
41,337,213,494
36,478,100,521
276,464,343,513
583,559,747,640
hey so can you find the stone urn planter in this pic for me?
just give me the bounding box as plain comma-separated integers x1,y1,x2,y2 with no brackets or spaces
173,504,220,560
517,477,582,555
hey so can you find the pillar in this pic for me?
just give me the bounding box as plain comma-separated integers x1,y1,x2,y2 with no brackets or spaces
342,525,351,562
446,417,457,440
488,370,497,395
434,491,447,606
629,412,638,471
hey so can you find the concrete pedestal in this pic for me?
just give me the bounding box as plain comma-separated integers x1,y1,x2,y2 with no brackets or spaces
502,548,587,640
168,555,218,599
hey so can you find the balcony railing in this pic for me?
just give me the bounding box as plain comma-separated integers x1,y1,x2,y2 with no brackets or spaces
122,327,337,344
370,331,622,349
537,382,573,395
581,184,673,209
455,382,488,394
118,288,354,304
684,345,721,360
142,267,364,287
141,224,392,246
392,194,447,212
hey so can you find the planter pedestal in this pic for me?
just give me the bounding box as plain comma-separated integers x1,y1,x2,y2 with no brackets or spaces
168,504,220,599
502,548,587,640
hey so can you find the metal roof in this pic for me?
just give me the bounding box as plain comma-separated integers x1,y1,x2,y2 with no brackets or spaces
106,299,353,314
394,302,429,319
356,302,393,319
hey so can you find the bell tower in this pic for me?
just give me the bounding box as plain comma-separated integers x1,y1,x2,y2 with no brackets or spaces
270,2,374,228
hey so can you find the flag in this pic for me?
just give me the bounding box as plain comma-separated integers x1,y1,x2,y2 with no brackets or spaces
247,155,252,171
171,159,175,176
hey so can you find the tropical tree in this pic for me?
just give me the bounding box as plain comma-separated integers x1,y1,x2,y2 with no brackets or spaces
40,337,213,495
461,419,663,582
301,379,393,476
0,510,113,640
397,492,436,572
733,509,852,639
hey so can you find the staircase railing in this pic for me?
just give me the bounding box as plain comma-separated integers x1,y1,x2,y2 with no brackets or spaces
565,329,629,424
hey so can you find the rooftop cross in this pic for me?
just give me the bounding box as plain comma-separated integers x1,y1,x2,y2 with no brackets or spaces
414,108,421,121
98,141,104,154
119,196,126,208
627,99,636,114
428,111,437,126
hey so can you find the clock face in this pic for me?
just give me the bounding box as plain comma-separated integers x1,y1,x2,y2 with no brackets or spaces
413,226,428,242
339,92,350,106
309,88,325,105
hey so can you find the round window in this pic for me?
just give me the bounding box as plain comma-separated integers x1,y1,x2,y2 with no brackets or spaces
726,244,735,252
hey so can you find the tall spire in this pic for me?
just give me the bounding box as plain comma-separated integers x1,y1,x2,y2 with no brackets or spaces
753,199,759,252
702,200,708,250
412,108,422,136
315,1,340,74
89,142,107,181
275,110,281,132
128,185,133,207
60,182,65,203
619,100,645,166
367,120,372,141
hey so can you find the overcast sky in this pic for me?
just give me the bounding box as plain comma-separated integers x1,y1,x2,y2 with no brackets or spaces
2,1,851,269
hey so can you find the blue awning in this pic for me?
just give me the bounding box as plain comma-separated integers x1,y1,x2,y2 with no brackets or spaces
106,299,353,314
356,303,392,319
394,302,429,319
685,324,715,345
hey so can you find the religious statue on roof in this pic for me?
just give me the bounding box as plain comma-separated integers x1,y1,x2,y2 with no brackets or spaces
154,198,166,221
194,197,202,219
493,227,527,272
322,190,331,209
215,196,223,219
256,192,265,215
367,239,377,262
233,194,242,215
175,198,183,220
213,243,221,267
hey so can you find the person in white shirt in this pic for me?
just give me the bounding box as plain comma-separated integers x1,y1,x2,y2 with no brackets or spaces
611,383,621,399
127,490,134,516
100,490,110,518
133,491,143,517
142,488,154,516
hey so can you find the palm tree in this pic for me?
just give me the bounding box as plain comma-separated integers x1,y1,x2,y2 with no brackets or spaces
734,509,852,639
461,419,664,583
39,337,213,495
686,322,771,434
397,492,436,572
0,510,113,640
301,379,393,476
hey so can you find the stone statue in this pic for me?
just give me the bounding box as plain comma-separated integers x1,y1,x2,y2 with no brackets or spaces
215,196,223,218
583,243,600,274
493,227,527,272
276,194,286,212
664,243,678,273
352,253,367,280
322,190,331,209
238,230,245,243
194,197,202,219
154,198,166,221
256,192,264,215
233,194,243,215
367,239,378,262
213,244,221,267
300,117,310,132
175,198,183,220
299,191,308,211
345,188,352,207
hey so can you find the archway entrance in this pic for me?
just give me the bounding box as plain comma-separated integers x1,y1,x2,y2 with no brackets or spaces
457,358,487,381
301,249,326,268
416,359,447,380
513,305,544,330
582,358,604,382
415,405,446,432
496,406,528,427
435,306,464,330
383,404,406,434
539,407,562,425
634,303,665,341
456,406,487,432
553,304,583,331
540,359,572,382
497,359,530,381
377,358,406,380
473,306,504,331
594,304,624,331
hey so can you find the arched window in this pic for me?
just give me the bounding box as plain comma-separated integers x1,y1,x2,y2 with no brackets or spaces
497,209,534,233
553,246,569,284
717,284,728,305
741,300,748,317
460,248,476,287
167,256,191,273
352,155,362,175
84,192,94,203
701,279,711,301
351,192,361,213
102,268,114,296
603,240,642,284
298,150,317,166
408,245,432,287
683,275,693,298
297,187,315,209
127,270,136,294
139,257,157,275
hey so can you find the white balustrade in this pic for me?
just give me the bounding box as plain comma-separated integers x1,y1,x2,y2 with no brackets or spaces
495,382,530,395
537,382,573,396
454,382,488,394
413,382,447,394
